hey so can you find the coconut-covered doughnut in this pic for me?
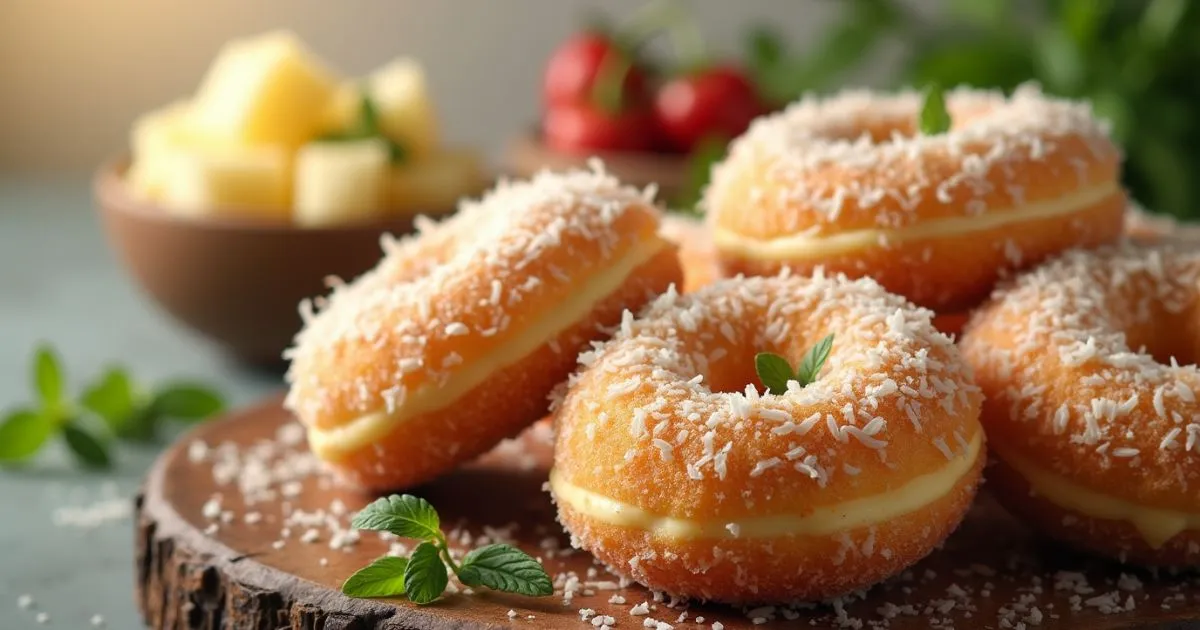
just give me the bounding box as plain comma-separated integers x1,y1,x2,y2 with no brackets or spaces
550,272,985,603
285,166,682,490
961,245,1200,565
704,84,1125,313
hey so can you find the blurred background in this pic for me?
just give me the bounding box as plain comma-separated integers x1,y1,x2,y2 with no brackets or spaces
2,0,1198,216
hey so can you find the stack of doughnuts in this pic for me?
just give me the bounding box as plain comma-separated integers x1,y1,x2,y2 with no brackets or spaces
285,83,1199,607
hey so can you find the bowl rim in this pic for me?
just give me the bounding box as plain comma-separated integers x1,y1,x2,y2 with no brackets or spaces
94,155,460,234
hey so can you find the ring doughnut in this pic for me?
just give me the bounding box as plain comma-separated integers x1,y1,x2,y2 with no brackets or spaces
961,245,1200,565
704,84,1126,313
550,272,985,603
660,213,721,293
285,166,683,490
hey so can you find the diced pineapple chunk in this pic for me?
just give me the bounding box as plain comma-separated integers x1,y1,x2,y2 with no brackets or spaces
320,81,361,136
386,148,485,214
369,58,439,160
159,146,291,220
293,139,390,227
126,101,197,201
191,30,337,147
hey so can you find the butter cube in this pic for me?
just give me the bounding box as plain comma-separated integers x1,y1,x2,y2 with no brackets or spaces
293,139,389,226
387,148,485,214
160,146,291,220
191,31,337,147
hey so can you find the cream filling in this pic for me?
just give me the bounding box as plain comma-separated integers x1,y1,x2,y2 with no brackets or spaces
713,183,1118,261
996,444,1200,549
550,430,983,540
307,239,666,459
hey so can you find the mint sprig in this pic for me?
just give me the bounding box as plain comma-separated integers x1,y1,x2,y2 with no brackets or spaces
0,344,227,469
342,494,554,603
755,333,835,395
340,556,408,598
919,83,951,135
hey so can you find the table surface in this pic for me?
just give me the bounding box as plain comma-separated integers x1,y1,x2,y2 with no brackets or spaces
0,175,280,629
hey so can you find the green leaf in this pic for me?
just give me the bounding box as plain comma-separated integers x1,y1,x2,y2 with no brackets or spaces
746,25,786,71
754,352,794,396
351,494,441,540
1139,0,1189,50
796,334,835,386
403,542,449,605
457,544,553,597
906,36,1035,92
81,367,136,432
360,92,381,134
919,83,951,135
1033,28,1086,94
33,345,64,407
62,421,111,469
151,383,225,421
1057,0,1114,50
946,0,1009,28
341,556,408,598
115,406,159,442
0,409,55,463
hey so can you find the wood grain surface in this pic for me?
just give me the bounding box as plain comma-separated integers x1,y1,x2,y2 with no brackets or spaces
136,398,1200,629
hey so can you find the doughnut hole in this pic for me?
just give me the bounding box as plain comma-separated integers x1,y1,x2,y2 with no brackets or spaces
1106,281,1200,368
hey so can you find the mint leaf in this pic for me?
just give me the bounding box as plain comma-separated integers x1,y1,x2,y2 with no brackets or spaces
33,345,64,408
81,367,136,432
151,383,225,421
341,556,408,598
797,334,835,386
457,544,553,597
0,409,55,463
919,84,951,135
62,421,111,468
754,352,794,395
403,542,448,605
351,494,440,540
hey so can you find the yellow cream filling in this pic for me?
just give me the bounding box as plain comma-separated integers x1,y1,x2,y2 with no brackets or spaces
307,239,667,459
550,430,983,540
996,444,1200,549
714,183,1118,261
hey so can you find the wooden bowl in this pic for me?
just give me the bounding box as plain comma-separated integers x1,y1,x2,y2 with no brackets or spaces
94,159,455,366
506,131,688,200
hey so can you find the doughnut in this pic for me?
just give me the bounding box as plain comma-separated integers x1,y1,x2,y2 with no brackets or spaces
961,245,1200,565
550,272,985,603
660,213,721,292
704,83,1126,313
285,165,683,490
1124,201,1200,247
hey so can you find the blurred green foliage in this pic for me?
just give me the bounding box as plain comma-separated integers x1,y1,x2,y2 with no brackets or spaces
755,0,1200,219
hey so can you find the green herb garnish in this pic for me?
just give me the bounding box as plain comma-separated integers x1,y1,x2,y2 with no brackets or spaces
755,333,835,395
342,494,554,603
316,91,407,164
0,344,227,468
919,83,951,135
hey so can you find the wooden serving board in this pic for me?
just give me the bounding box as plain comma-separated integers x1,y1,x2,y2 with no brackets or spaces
136,398,1200,630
